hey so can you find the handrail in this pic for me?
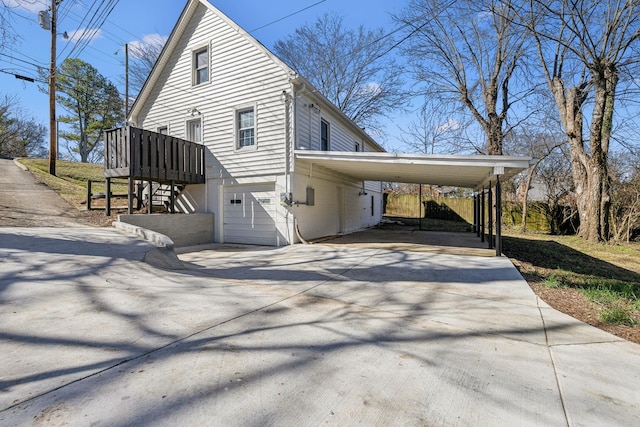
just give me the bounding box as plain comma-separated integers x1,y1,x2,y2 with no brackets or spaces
104,125,205,184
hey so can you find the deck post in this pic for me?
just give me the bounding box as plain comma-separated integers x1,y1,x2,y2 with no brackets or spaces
127,177,133,214
147,179,152,214
87,180,92,211
105,178,111,217
170,180,175,214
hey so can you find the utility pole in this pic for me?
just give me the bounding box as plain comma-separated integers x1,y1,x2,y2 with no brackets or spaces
125,43,129,120
48,0,60,175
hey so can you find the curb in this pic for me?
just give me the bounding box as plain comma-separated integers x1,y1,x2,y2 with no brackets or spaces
112,221,184,270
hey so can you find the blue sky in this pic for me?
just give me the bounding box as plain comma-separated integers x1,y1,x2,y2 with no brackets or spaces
1,0,413,155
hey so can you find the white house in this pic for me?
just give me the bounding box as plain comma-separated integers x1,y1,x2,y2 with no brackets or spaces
128,0,385,246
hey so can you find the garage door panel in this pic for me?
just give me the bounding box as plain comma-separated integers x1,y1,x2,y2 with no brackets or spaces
223,184,276,246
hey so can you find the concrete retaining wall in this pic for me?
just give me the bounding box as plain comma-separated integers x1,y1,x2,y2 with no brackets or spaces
118,213,214,247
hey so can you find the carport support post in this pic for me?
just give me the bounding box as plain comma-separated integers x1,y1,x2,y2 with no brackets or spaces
496,176,502,256
473,193,478,235
480,188,485,243
488,181,493,250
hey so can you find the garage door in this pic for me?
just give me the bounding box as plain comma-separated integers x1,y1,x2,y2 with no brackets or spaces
223,184,277,246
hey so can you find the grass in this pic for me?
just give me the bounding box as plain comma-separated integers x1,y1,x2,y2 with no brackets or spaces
18,158,128,206
503,231,640,327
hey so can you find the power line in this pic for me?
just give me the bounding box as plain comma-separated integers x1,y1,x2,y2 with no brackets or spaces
249,0,326,33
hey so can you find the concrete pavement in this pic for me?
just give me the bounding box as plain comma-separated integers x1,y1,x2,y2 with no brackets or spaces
1,157,639,425
1,227,639,426
0,158,91,228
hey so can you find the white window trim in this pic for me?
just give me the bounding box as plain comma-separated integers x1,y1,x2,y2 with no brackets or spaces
157,125,169,135
185,116,203,144
192,44,210,86
234,103,258,151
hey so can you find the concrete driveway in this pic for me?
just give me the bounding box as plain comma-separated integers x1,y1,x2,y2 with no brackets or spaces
1,225,639,426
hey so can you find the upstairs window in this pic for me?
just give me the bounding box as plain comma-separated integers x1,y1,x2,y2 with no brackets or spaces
193,47,209,85
321,119,329,151
237,108,255,148
187,118,202,143
355,141,360,152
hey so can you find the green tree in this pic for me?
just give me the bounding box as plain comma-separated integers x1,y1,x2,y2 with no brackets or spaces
49,58,123,162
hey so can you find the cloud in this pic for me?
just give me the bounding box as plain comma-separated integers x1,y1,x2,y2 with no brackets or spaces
356,82,382,97
128,33,168,59
4,0,47,14
437,118,462,133
64,28,102,44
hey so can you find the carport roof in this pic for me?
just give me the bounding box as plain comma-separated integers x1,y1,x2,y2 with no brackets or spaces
294,151,533,190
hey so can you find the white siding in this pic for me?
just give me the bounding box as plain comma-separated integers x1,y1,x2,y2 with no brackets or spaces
137,4,291,180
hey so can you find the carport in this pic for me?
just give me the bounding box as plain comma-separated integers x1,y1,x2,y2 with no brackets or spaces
294,151,532,256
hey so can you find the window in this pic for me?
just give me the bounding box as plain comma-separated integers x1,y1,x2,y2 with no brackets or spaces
193,47,209,85
321,119,329,151
186,118,202,143
158,126,168,135
237,108,255,148
355,141,360,152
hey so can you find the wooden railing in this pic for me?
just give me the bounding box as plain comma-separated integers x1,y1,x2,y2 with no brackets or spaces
104,126,205,184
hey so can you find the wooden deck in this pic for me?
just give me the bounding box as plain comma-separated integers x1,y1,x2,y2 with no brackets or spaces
104,126,205,184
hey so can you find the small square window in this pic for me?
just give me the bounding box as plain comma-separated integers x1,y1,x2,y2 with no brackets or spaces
193,47,209,85
237,108,255,148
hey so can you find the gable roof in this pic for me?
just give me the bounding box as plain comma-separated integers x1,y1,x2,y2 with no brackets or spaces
129,0,295,124
128,0,384,152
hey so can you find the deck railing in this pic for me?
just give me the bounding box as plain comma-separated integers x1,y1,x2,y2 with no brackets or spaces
104,126,205,184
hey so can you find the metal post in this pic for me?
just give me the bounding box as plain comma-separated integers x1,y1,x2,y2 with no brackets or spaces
480,188,485,243
488,181,493,249
419,184,423,231
474,193,478,235
496,177,502,256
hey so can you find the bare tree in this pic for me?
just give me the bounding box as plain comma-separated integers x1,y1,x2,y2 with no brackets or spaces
398,0,530,155
0,94,47,158
127,34,166,97
273,13,407,133
526,0,640,242
0,0,22,52
610,153,640,242
397,96,472,155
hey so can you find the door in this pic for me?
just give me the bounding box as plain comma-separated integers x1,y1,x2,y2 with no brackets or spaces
223,184,276,245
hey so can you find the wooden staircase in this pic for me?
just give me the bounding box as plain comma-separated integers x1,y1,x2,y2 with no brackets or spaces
139,181,186,213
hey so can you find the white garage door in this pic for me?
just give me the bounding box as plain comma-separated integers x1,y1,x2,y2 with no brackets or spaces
223,184,277,246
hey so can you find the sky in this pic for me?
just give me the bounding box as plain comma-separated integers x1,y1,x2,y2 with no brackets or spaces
0,0,414,156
